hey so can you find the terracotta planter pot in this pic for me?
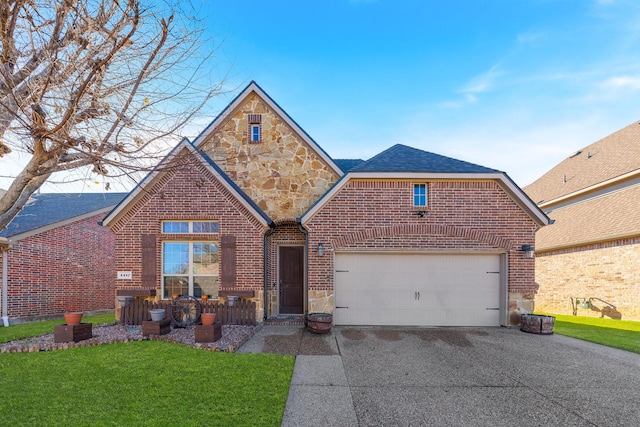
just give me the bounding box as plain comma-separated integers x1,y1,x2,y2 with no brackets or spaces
64,312,83,326
201,295,208,301
201,312,216,326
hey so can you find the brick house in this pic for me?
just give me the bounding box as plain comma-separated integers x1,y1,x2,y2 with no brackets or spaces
0,193,126,325
524,120,640,321
102,82,549,326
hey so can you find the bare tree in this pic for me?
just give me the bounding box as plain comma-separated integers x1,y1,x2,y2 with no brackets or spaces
0,0,226,231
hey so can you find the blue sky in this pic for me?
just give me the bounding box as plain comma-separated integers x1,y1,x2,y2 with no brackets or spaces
4,0,640,191
192,0,640,188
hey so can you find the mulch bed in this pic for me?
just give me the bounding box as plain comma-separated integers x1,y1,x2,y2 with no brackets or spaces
0,322,260,354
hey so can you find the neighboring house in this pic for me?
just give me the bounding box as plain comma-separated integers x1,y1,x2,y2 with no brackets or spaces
101,82,549,327
524,121,640,321
0,193,126,325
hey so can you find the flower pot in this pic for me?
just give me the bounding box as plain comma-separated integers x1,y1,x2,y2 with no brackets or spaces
149,309,165,322
64,312,83,326
201,295,208,301
201,312,216,326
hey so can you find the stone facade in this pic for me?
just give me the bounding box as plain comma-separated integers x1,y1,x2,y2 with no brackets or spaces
535,239,640,321
200,93,340,220
1,213,116,322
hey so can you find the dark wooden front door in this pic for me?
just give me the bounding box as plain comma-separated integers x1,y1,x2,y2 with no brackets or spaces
279,246,304,314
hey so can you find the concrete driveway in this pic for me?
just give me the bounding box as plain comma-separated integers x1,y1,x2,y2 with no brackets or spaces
237,325,640,426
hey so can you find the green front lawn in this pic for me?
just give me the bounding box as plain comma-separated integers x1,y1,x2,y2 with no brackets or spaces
543,313,640,354
0,340,294,426
0,313,116,343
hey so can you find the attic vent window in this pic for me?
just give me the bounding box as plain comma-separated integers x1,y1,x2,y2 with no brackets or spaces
247,114,262,143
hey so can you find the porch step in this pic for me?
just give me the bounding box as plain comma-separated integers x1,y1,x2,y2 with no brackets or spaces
264,315,305,326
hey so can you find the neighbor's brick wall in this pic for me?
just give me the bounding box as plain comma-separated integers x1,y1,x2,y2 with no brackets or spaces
2,213,116,321
535,238,640,321
109,150,267,316
305,180,539,323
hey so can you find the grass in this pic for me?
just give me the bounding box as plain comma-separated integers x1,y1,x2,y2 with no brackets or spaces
0,340,295,426
541,313,640,354
0,312,116,343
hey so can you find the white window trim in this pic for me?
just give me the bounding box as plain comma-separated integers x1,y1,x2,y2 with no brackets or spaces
161,240,219,299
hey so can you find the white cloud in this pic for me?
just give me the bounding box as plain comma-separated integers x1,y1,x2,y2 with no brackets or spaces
601,75,640,90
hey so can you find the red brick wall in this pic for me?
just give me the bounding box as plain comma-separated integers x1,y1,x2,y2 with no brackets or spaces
3,213,116,320
109,151,266,298
305,180,538,295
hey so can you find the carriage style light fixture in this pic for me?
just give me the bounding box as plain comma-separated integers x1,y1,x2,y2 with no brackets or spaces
317,243,325,257
521,244,535,259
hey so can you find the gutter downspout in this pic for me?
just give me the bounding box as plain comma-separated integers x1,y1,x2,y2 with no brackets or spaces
297,221,309,320
1,242,10,327
263,224,275,321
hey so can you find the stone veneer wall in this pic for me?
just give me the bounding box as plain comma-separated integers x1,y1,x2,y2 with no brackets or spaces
199,92,340,220
535,239,640,321
305,180,540,325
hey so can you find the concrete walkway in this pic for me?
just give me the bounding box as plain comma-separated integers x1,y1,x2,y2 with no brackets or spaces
237,325,640,426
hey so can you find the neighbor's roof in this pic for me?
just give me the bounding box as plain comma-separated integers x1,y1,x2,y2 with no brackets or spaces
350,144,499,173
537,183,640,251
1,192,126,239
524,120,640,205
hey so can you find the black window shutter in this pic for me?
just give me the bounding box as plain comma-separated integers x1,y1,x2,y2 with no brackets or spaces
141,234,157,288
220,235,237,288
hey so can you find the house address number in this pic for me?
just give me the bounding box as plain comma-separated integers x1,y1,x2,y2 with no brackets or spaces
117,271,133,280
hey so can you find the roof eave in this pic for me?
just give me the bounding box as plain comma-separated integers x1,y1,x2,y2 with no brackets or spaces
102,139,272,229
191,81,344,177
301,172,550,227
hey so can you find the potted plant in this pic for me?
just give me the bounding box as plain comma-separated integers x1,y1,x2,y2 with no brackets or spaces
149,308,165,322
201,312,216,325
64,311,83,325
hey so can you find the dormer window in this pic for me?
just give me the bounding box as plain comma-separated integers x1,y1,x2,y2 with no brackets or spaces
248,114,262,143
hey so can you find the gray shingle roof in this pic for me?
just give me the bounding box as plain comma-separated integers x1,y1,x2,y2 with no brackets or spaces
351,144,499,173
333,159,364,172
1,193,127,238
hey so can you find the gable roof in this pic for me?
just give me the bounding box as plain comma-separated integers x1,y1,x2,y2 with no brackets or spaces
536,183,640,251
191,81,344,177
301,144,549,227
334,159,365,173
350,144,499,173
524,120,640,206
1,192,126,240
101,139,272,228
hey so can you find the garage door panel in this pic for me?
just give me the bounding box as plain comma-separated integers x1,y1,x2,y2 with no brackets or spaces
334,253,501,326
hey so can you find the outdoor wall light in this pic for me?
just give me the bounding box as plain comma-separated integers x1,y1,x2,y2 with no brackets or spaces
317,243,325,257
521,244,535,259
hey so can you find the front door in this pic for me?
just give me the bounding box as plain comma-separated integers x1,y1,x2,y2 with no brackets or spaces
279,246,304,314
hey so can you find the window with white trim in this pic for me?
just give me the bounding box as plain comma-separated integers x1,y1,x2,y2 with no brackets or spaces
162,241,219,299
413,183,427,207
162,221,219,234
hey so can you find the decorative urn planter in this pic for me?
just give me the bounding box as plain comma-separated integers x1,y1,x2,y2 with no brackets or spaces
149,309,165,322
64,312,83,326
201,312,217,326
307,313,333,334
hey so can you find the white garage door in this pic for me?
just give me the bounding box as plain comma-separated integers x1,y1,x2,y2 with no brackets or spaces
334,253,502,326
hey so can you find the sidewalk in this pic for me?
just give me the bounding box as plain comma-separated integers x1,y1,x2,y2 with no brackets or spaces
236,325,357,426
